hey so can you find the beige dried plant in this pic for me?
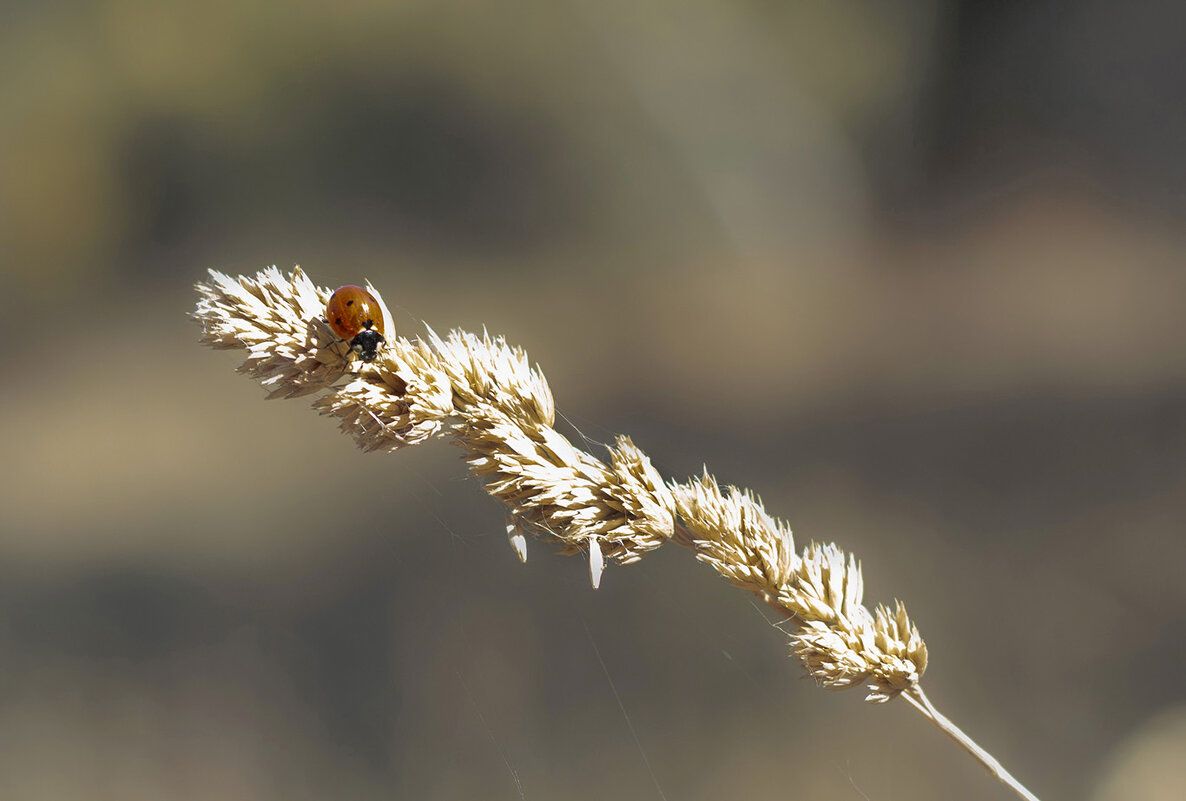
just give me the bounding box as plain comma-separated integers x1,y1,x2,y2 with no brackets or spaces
195,266,1040,801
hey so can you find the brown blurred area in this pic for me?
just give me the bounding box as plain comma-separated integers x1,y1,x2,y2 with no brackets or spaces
2,1,1185,799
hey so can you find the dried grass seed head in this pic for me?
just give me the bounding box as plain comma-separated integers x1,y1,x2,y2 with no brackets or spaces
783,545,928,701
313,337,456,452
459,408,674,569
195,267,927,693
195,266,350,398
673,474,928,701
673,472,799,597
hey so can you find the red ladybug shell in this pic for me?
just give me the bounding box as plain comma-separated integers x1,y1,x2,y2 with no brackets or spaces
326,285,385,340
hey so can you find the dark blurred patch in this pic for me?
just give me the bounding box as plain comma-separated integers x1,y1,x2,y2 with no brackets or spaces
2,570,236,663
892,0,1186,218
261,583,400,770
116,65,580,285
121,117,212,260
0,565,403,768
298,69,573,244
1118,617,1186,715
0,0,73,30
631,387,1186,542
804,391,1186,539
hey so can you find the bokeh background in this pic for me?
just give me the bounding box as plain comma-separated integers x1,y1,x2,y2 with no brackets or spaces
2,1,1185,799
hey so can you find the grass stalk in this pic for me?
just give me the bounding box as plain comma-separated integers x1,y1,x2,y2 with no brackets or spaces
195,266,1041,800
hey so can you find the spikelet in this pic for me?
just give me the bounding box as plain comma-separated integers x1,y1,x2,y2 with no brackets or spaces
673,474,927,699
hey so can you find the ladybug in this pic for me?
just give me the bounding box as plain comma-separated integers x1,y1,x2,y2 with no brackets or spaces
326,285,387,362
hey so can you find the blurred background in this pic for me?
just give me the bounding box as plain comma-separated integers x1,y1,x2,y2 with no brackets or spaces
2,1,1185,799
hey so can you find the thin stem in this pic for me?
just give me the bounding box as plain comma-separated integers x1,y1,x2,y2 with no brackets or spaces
902,685,1040,801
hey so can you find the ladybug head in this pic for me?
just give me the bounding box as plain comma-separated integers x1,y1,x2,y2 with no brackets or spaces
350,329,385,362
